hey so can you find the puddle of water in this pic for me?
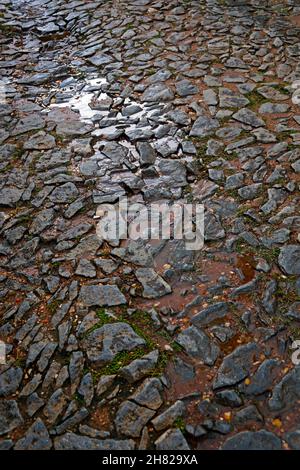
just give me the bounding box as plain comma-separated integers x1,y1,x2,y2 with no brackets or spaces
49,77,108,122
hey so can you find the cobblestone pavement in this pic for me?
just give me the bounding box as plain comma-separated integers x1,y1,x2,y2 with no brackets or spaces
0,0,300,450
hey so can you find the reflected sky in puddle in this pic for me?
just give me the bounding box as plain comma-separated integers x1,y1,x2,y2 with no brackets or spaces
49,77,108,121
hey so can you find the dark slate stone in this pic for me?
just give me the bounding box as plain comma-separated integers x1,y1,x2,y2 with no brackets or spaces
222,430,281,450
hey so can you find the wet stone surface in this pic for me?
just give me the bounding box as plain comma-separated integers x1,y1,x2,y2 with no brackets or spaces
0,0,300,451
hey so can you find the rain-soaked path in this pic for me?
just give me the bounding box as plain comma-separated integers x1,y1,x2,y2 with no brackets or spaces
0,0,300,450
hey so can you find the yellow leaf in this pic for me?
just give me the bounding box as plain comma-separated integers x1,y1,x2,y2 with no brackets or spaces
272,419,282,428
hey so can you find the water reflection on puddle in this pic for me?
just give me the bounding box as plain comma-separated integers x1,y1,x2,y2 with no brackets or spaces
49,77,108,121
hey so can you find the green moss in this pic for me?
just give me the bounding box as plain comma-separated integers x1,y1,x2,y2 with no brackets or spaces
97,347,148,376
150,351,172,377
74,392,85,406
48,299,60,314
14,357,26,368
234,241,280,264
174,417,186,432
170,341,184,353
246,91,268,109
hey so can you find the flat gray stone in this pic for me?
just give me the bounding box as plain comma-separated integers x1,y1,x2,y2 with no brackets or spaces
213,343,259,389
190,115,220,138
155,429,190,450
54,432,135,450
233,108,265,127
79,285,126,307
278,245,300,275
176,326,220,366
222,430,282,450
0,400,23,436
14,418,51,450
0,367,23,396
135,268,172,298
141,83,174,102
115,400,155,437
82,322,146,366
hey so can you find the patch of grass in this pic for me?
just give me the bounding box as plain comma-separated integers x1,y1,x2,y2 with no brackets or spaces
174,417,186,432
246,91,268,109
258,247,281,264
14,357,26,368
0,23,16,36
170,341,184,353
74,392,85,406
274,84,290,95
234,240,280,264
149,351,172,377
97,347,148,376
48,299,60,314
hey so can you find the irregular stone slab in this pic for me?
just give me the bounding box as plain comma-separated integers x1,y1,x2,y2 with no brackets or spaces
79,285,126,307
75,259,96,278
222,430,282,450
56,121,93,137
136,141,157,166
29,209,55,235
219,87,249,108
78,373,94,406
233,108,265,127
234,405,263,425
239,359,280,396
129,378,163,410
0,187,23,207
259,102,290,114
14,418,51,450
157,159,187,186
49,182,79,203
115,400,155,437
55,408,89,435
54,432,135,450
87,53,113,67
96,375,116,397
12,114,45,135
0,367,23,396
286,302,300,321
268,366,300,411
284,430,300,450
141,83,174,102
120,350,159,383
215,389,243,408
0,400,23,436
176,326,220,366
43,388,67,424
204,212,225,240
257,85,289,101
9,237,39,269
238,183,263,200
191,302,230,327
112,240,153,267
82,322,146,366
190,115,220,138
278,245,300,275
175,79,198,97
154,138,179,157
23,131,56,150
135,268,172,298
155,429,190,450
152,401,185,432
213,343,259,389
69,351,84,394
